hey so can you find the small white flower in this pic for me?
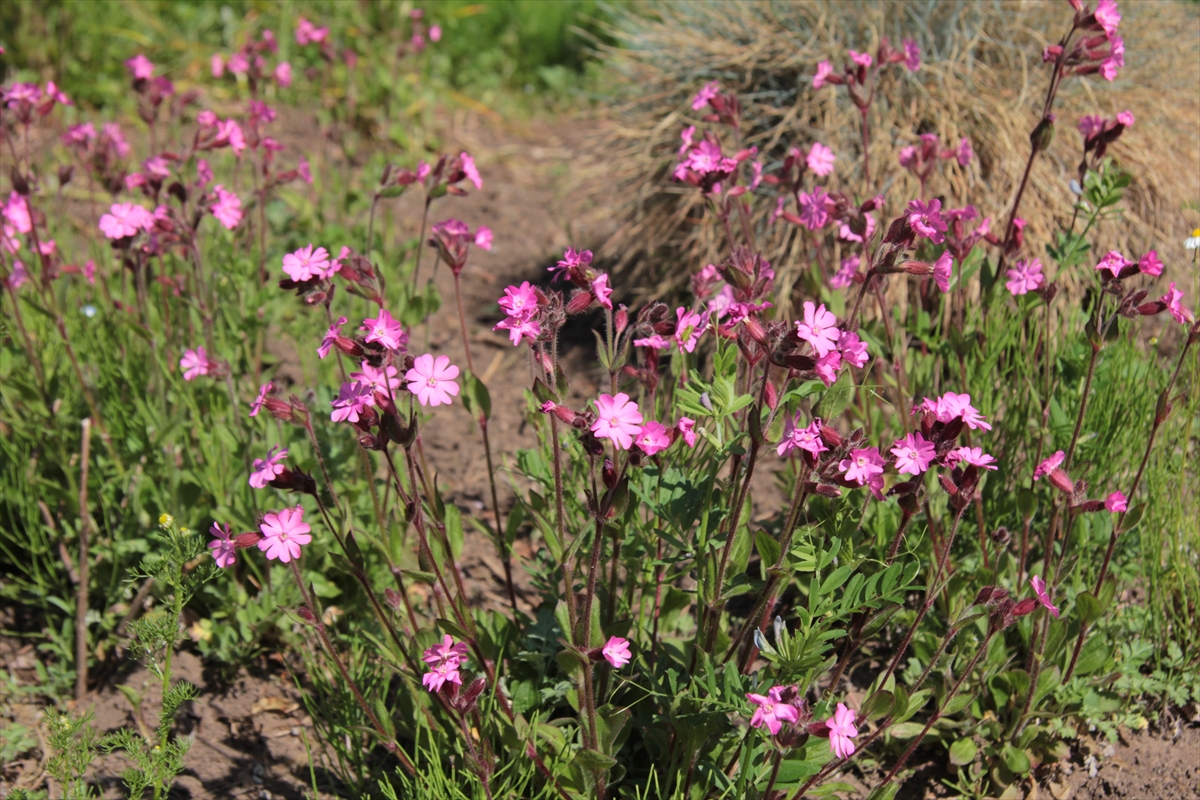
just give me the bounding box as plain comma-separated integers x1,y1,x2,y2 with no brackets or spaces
1185,228,1200,251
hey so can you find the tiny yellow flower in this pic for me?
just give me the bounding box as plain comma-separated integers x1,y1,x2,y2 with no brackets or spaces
158,513,174,527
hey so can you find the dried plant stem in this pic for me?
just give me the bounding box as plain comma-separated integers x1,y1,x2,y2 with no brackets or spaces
75,418,92,703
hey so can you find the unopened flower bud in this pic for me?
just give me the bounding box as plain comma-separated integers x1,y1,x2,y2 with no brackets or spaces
1047,467,1074,495
602,459,618,490
565,289,593,315
813,483,842,498
817,422,842,449
1030,114,1056,154
297,606,317,624
614,306,629,336
991,527,1011,546
384,588,404,610
764,379,778,411
234,531,263,548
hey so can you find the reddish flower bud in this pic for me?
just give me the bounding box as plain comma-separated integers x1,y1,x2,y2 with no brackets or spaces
297,606,317,624
764,379,778,411
234,531,263,548
614,306,629,336
1048,467,1075,495
566,290,593,315
384,588,404,610
1012,597,1038,617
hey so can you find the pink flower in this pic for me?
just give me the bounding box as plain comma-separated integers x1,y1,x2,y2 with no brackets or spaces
592,274,613,309
678,125,696,156
275,61,292,87
891,432,936,475
405,354,460,407
806,142,835,176
282,244,331,282
814,351,842,386
674,307,706,353
933,251,953,293
1094,0,1121,38
210,54,225,77
208,522,237,568
1100,33,1124,81
227,53,249,75
908,198,947,244
83,260,96,284
551,247,593,281
102,122,131,157
936,392,991,431
1162,282,1194,325
2,224,20,254
62,122,96,146
831,256,859,289
796,301,840,357
677,417,697,447
825,703,859,758
690,80,719,110
38,239,57,256
956,137,973,167
210,185,243,230
331,381,376,423
5,261,28,290
777,415,827,458
602,636,632,668
1138,250,1162,276
350,361,402,393
840,447,885,486
459,151,482,190
1105,491,1128,513
1034,450,1065,481
474,226,493,250
1029,575,1059,618
44,80,71,106
99,202,154,239
249,446,288,489
296,17,329,45
948,446,998,470
498,282,540,319
1078,115,1106,140
362,309,408,351
903,38,921,72
197,159,213,187
837,330,868,369
250,381,273,417
258,506,312,563
633,334,670,350
747,686,800,736
591,393,644,450
635,421,670,456
180,347,213,381
849,50,872,68
494,315,541,346
214,119,246,156
424,635,469,671
812,60,833,89
298,159,313,184
125,54,155,80
797,187,830,230
430,25,442,42
318,316,348,359
1095,250,1132,279
422,661,462,693
1006,258,1044,295
1116,110,1134,127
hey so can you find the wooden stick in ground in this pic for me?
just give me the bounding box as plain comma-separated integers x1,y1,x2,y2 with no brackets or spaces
75,418,92,703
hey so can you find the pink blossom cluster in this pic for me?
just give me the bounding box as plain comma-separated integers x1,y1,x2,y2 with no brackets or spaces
745,686,860,758
1044,0,1124,81
422,635,469,692
428,218,492,275
494,281,542,346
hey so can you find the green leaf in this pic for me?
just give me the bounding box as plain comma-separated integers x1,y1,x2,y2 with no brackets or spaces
941,694,972,716
1118,503,1145,533
949,737,978,766
888,722,926,739
437,617,470,642
574,748,617,770
819,563,856,597
861,690,895,721
1074,637,1112,677
1002,744,1031,775
444,503,464,561
461,373,492,420
1075,592,1103,626
755,529,781,571
813,371,853,421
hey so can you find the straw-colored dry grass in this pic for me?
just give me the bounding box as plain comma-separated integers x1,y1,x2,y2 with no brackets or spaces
584,0,1200,305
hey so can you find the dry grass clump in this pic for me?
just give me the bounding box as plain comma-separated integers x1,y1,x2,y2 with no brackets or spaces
584,0,1200,302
